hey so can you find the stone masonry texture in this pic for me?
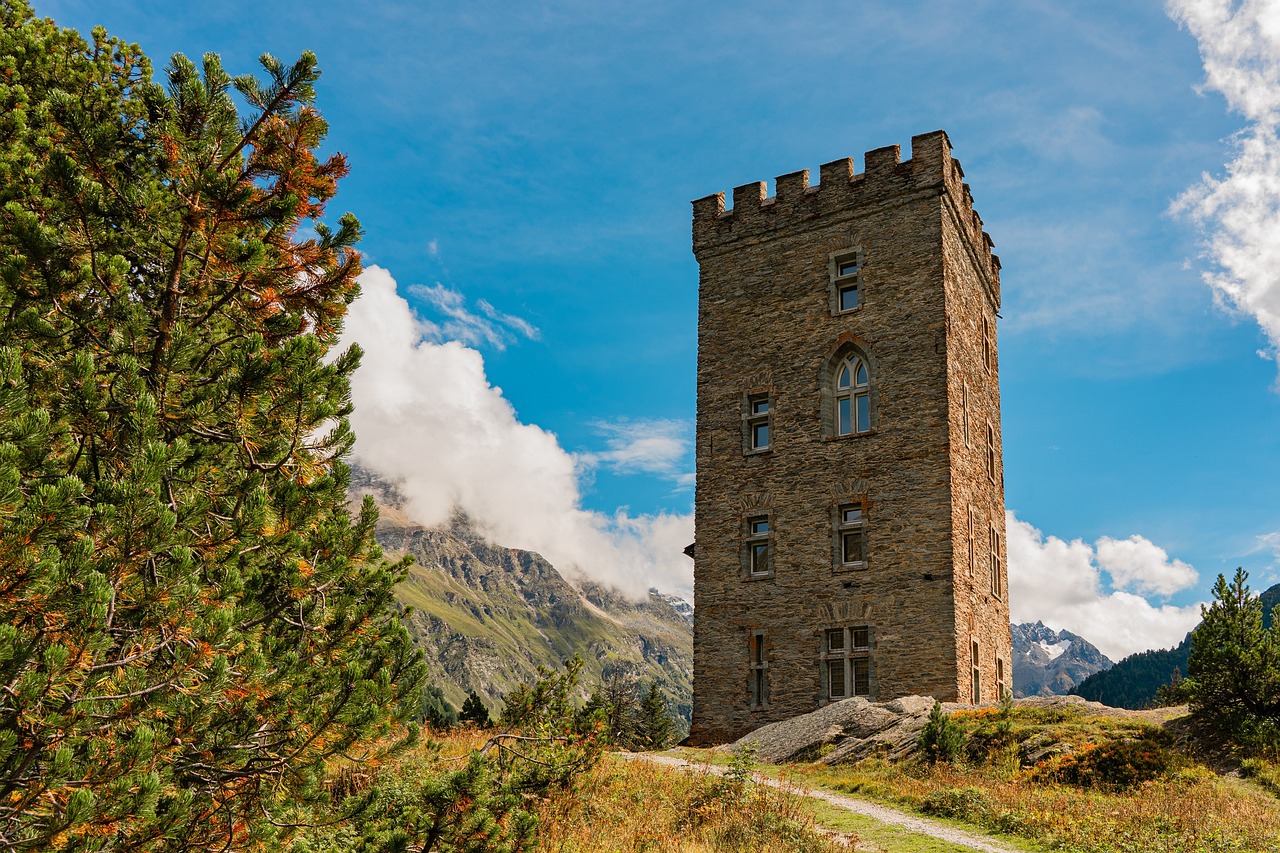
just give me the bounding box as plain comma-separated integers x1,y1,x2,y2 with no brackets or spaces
688,131,1012,745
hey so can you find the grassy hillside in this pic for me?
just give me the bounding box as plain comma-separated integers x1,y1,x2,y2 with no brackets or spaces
680,701,1280,853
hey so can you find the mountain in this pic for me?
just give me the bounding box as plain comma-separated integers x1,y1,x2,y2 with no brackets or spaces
351,471,694,725
1071,580,1280,710
1011,622,1113,698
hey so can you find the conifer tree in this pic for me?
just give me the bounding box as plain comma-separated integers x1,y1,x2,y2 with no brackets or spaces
630,682,675,751
0,4,422,849
1187,568,1280,748
460,692,494,729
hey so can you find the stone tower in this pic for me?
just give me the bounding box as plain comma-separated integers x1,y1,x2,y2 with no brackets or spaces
688,131,1011,744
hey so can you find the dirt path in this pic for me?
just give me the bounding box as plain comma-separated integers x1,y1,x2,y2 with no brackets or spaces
620,752,1026,853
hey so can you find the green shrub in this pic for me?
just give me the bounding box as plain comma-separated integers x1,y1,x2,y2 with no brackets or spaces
919,701,965,765
921,786,993,820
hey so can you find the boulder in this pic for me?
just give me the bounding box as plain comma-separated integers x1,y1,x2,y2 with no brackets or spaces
728,695,945,764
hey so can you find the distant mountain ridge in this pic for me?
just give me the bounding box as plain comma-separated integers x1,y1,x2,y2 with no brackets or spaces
1011,621,1113,697
1072,580,1280,710
350,468,694,724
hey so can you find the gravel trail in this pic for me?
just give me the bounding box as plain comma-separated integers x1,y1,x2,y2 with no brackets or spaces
621,752,1025,853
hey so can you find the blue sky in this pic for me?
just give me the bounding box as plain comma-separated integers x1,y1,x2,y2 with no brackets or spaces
42,0,1280,658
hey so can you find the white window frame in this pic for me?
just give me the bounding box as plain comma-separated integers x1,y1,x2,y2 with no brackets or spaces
744,515,772,578
834,355,872,437
744,393,772,454
835,502,867,571
823,626,872,701
829,250,863,315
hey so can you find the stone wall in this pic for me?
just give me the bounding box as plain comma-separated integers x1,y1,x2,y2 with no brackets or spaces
689,131,1011,744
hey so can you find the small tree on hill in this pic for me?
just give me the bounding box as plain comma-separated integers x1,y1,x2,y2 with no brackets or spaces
918,700,965,764
1186,568,1280,749
461,691,494,728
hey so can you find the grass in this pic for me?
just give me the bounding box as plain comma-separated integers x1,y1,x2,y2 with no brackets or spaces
308,728,851,853
701,703,1280,853
533,753,848,852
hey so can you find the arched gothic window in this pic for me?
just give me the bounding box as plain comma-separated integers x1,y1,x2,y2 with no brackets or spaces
834,355,871,436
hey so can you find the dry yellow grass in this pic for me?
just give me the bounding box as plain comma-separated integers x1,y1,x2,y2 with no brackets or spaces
792,748,1280,852
531,753,849,852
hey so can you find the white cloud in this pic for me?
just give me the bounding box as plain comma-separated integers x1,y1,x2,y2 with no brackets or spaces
341,266,693,599
1168,0,1280,371
578,419,693,487
1095,535,1199,596
1006,512,1202,660
408,282,540,351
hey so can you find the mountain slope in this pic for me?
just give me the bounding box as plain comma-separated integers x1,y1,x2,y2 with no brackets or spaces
1011,622,1113,697
364,492,693,724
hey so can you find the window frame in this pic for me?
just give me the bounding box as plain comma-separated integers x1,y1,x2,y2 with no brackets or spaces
834,355,872,437
986,423,997,484
967,505,977,577
829,250,863,315
971,639,982,704
743,393,772,455
822,625,873,702
743,514,773,579
749,631,768,708
834,502,868,572
982,313,994,374
989,524,1003,599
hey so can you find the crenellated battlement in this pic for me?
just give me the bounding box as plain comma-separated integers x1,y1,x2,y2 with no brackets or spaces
692,131,1000,286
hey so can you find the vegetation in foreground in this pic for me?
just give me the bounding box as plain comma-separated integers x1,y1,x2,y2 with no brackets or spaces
300,729,847,853
776,700,1280,853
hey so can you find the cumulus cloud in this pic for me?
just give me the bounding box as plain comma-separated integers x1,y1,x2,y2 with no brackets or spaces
1168,0,1280,369
1006,512,1202,660
578,419,694,487
408,282,541,350
1095,535,1199,596
341,266,693,599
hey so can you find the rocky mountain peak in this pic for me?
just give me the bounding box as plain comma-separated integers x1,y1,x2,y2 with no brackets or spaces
1012,622,1113,698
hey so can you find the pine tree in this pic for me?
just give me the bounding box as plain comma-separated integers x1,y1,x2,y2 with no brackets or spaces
630,682,675,751
1187,568,1280,748
0,4,423,849
460,692,494,728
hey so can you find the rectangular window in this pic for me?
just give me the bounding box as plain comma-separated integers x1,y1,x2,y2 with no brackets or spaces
971,639,981,703
962,382,970,448
990,526,1003,598
823,626,873,701
744,394,771,453
836,503,867,569
967,505,977,577
982,314,993,373
745,516,771,577
838,282,860,312
749,632,767,708
830,252,862,314
986,424,997,484
996,658,1006,699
